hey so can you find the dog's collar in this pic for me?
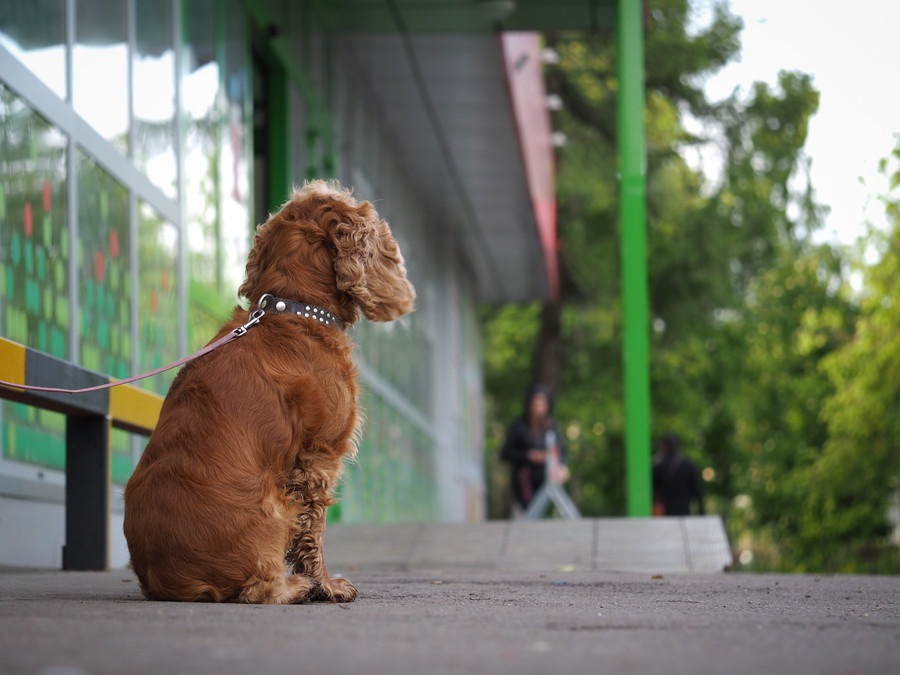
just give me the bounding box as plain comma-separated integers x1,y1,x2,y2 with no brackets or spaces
257,294,345,330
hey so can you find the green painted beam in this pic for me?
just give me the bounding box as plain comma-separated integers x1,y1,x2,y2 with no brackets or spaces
267,63,290,210
616,0,651,517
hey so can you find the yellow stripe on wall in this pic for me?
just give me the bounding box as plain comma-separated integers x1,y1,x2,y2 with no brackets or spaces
0,338,26,387
108,384,162,434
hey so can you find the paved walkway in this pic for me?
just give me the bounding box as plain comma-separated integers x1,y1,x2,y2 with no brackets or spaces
2,519,898,675
323,516,733,574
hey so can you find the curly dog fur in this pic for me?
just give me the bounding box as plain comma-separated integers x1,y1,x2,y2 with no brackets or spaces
124,180,415,603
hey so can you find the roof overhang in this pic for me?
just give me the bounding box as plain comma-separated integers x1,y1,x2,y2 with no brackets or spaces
0,0,617,303
324,1,615,302
327,0,615,33
335,32,554,301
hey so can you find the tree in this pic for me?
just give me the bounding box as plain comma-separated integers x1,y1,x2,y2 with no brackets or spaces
483,0,845,546
485,0,799,514
485,2,894,575
725,245,856,570
483,0,745,517
806,146,900,573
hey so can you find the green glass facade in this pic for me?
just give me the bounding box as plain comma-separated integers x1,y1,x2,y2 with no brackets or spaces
0,85,67,356
77,152,131,379
1,1,487,556
0,81,68,471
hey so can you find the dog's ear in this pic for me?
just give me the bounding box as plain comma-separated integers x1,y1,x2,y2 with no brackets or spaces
331,202,415,322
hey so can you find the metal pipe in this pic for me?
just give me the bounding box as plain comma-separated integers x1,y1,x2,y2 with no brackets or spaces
616,0,651,517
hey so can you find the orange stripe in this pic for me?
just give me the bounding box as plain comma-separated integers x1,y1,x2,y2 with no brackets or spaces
0,338,26,389
108,384,162,434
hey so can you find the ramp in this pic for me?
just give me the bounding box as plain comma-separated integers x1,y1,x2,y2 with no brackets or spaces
324,516,733,574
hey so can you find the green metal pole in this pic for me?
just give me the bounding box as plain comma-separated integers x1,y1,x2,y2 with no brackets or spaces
268,63,290,210
616,0,651,517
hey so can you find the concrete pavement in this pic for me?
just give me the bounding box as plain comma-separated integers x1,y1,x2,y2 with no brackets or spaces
2,519,898,675
322,516,734,574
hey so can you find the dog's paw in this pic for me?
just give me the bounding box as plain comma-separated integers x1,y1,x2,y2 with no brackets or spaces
316,577,358,603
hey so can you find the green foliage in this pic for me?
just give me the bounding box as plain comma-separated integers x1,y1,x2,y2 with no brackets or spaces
807,151,900,573
482,0,899,573
727,248,857,570
487,0,751,519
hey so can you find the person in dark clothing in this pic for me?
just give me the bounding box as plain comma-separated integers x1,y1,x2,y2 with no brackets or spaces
500,384,568,512
652,434,704,516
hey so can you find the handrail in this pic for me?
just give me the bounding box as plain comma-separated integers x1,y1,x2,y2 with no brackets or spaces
0,337,164,570
0,337,163,434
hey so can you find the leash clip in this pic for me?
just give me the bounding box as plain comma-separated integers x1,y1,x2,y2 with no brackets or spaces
233,308,265,337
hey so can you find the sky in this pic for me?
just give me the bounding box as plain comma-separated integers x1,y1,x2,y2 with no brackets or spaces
691,0,900,247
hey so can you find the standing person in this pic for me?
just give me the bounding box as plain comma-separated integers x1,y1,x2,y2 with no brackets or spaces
652,434,705,516
500,384,568,514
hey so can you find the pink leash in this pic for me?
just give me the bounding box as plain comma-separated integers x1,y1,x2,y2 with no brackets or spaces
0,309,265,395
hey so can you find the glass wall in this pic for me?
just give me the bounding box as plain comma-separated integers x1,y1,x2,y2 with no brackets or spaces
336,388,437,523
0,83,68,470
77,151,130,379
183,0,252,350
182,0,228,342
218,0,252,295
0,0,255,485
133,0,177,199
0,84,68,355
73,0,128,154
331,63,442,522
137,202,178,394
1,0,481,529
0,0,67,99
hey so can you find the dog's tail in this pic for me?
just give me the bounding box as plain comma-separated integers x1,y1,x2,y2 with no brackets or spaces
139,566,232,602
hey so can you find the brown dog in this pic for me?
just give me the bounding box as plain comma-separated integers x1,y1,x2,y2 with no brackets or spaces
124,180,415,603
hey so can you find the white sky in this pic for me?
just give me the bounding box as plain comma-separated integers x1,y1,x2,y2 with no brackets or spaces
694,0,900,246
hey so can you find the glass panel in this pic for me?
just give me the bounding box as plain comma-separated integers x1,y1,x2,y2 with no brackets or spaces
0,83,68,470
77,150,130,378
0,83,69,357
307,6,335,177
183,0,241,350
0,0,67,99
306,12,328,99
110,428,135,485
73,0,128,154
355,316,429,409
288,86,310,195
339,395,437,524
137,201,177,394
133,0,176,198
1,404,65,469
220,0,252,295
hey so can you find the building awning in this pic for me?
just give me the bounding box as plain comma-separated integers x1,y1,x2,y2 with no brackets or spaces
0,0,616,303
326,1,615,302
335,32,551,301
329,0,614,33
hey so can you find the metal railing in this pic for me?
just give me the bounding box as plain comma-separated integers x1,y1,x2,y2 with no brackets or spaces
0,337,162,570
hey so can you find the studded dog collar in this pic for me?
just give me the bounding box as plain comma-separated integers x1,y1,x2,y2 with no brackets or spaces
257,293,345,330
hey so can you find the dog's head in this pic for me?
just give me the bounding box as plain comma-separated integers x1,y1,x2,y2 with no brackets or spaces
238,180,415,325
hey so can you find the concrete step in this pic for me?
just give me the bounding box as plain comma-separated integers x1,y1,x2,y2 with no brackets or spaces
324,515,733,574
